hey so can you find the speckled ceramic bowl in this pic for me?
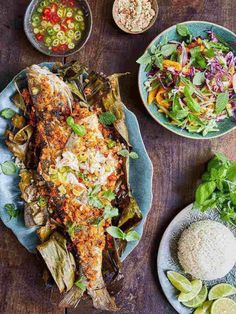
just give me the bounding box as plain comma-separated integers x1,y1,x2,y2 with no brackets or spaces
112,0,159,34
138,21,236,139
0,63,153,260
24,0,93,57
157,203,236,314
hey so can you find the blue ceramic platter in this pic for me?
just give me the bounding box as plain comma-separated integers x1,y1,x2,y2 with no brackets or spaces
0,62,153,260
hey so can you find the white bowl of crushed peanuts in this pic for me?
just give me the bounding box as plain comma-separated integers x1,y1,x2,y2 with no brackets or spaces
113,0,158,34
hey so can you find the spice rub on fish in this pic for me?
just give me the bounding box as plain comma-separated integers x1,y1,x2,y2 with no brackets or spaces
6,62,142,311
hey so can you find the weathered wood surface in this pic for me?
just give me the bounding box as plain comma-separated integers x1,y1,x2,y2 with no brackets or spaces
0,0,236,314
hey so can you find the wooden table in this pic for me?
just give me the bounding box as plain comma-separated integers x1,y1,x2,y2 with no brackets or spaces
0,1,235,313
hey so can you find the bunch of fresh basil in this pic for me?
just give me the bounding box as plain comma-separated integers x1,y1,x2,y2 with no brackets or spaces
193,153,236,226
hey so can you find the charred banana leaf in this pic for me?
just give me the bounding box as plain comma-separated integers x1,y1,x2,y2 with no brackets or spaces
37,232,76,293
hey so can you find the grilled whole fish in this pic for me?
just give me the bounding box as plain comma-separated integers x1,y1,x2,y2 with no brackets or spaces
5,63,142,311
27,65,125,310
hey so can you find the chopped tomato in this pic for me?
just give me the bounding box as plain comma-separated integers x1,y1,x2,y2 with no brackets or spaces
108,174,117,181
50,14,61,24
68,0,76,7
36,34,44,41
43,8,51,17
50,3,58,13
52,46,59,52
58,44,68,51
60,23,68,31
65,17,74,24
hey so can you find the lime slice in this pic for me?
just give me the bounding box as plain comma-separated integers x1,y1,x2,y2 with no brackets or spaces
167,271,192,293
194,301,213,314
211,298,236,314
208,284,236,301
178,279,202,302
182,285,208,308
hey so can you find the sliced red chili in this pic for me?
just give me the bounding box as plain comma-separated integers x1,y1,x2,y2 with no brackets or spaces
60,23,68,31
43,8,51,17
51,14,61,24
50,3,58,13
36,34,44,41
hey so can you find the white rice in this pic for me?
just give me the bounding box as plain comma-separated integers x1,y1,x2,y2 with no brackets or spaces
178,220,236,280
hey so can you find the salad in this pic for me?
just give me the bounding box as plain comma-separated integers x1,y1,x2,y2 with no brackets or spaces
137,24,236,136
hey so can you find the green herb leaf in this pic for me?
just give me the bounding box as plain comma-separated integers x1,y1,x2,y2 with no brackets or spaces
118,149,129,157
161,44,177,57
1,161,18,175
75,277,86,292
195,181,217,205
102,190,116,201
71,124,86,136
106,226,125,239
103,206,119,220
88,196,103,209
66,116,74,127
136,52,152,65
4,203,19,220
66,116,86,136
129,152,139,159
38,196,48,208
99,111,117,126
193,72,205,86
107,139,116,149
125,230,140,242
226,162,236,183
0,108,15,119
215,92,229,114
66,222,83,237
176,24,191,37
184,86,201,112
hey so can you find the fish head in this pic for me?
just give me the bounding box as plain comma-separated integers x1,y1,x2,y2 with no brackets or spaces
27,65,73,113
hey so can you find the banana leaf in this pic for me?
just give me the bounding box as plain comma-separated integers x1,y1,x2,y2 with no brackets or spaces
37,232,76,293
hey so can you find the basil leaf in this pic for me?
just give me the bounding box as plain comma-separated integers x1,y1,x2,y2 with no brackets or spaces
1,161,18,175
103,206,119,220
75,277,86,292
193,72,205,86
102,190,116,201
99,111,116,126
71,124,86,136
226,162,236,182
176,24,191,37
4,203,19,220
118,149,129,157
0,108,15,119
184,86,201,112
66,116,74,127
161,44,177,57
125,230,140,242
88,196,103,209
195,181,217,205
230,191,236,205
216,92,229,114
129,152,139,159
106,226,125,239
136,52,152,65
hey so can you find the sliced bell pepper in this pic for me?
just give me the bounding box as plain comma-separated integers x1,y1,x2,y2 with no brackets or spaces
163,60,182,72
156,87,170,108
148,88,158,105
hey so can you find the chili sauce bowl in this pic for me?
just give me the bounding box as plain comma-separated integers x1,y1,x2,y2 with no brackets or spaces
24,0,93,57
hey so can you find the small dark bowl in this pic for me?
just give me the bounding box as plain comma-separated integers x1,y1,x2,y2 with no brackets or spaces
24,0,93,57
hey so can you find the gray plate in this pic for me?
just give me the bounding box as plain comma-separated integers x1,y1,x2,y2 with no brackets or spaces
157,203,236,314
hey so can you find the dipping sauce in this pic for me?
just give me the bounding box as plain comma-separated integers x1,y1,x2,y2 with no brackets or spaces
31,0,85,53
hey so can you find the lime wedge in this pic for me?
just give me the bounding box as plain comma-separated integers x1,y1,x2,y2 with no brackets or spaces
182,285,208,308
167,271,192,293
211,298,236,314
194,301,213,314
178,279,202,302
208,284,236,301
